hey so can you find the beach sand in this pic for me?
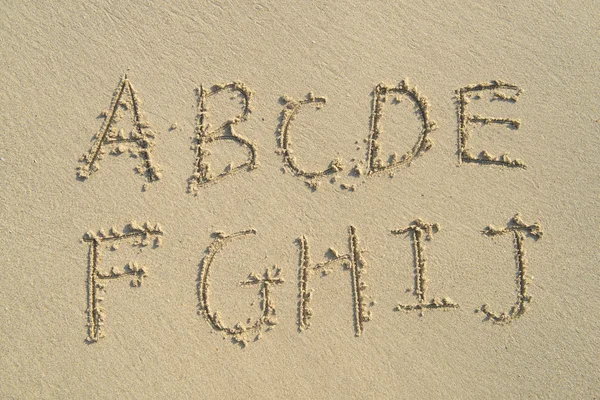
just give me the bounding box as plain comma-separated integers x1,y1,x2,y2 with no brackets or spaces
0,1,598,398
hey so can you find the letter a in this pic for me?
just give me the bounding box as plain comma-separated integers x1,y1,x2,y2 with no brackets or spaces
77,75,161,184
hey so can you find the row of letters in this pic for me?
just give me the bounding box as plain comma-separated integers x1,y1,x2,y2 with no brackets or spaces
76,76,527,191
84,214,542,346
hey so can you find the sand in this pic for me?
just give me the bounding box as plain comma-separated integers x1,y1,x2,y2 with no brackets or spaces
1,1,599,398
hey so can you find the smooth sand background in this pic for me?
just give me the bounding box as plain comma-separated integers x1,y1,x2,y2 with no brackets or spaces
1,1,599,398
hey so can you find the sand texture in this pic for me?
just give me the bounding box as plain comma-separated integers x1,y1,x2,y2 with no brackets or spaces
1,1,599,398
